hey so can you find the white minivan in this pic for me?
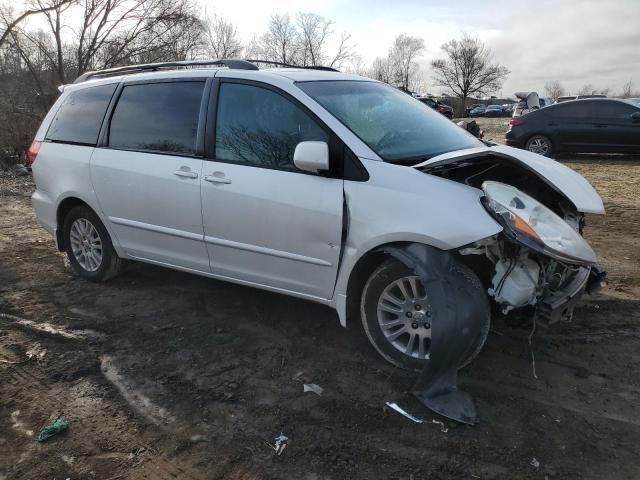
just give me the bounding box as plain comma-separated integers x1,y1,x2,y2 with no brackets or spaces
29,60,605,371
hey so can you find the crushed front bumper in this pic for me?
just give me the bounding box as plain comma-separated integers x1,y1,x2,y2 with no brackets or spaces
537,265,606,325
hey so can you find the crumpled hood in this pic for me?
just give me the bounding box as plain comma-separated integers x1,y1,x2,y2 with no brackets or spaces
414,145,605,214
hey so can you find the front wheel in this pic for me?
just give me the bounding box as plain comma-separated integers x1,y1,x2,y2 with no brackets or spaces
360,259,490,371
62,205,124,282
525,135,553,156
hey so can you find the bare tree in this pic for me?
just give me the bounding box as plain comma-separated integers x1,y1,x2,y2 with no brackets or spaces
371,56,392,83
431,33,509,116
544,80,566,102
577,84,610,96
344,55,370,77
328,31,355,69
0,0,72,48
251,12,353,69
12,0,203,84
577,84,593,95
388,34,424,91
295,12,332,66
129,5,206,63
204,13,242,59
249,14,297,64
621,80,634,98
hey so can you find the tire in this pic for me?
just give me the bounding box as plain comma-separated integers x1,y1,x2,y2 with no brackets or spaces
525,135,553,157
360,258,490,371
62,205,124,282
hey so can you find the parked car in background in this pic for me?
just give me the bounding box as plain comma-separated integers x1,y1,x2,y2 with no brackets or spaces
28,59,606,372
465,103,484,116
469,105,487,117
506,98,640,156
556,94,607,104
513,92,540,117
484,105,504,117
578,94,606,99
418,97,454,119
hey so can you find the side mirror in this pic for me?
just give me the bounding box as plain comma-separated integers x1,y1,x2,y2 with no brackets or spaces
631,112,640,123
293,141,329,173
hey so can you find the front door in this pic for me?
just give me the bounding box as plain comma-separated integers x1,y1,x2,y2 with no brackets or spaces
590,101,640,152
91,80,209,272
201,80,343,299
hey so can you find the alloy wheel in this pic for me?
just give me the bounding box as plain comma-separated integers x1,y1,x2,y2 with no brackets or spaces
69,218,103,272
376,275,432,360
527,136,551,155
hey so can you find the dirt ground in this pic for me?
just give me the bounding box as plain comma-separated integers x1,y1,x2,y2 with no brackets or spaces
1,122,639,479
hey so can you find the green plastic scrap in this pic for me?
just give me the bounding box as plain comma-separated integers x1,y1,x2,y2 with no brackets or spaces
37,418,68,442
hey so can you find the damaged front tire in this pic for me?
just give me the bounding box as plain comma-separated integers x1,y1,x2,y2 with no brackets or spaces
361,255,490,371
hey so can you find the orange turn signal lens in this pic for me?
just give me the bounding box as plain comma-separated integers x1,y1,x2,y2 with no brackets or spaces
514,215,540,239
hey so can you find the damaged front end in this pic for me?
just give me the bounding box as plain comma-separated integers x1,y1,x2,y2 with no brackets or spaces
400,180,606,424
415,145,606,325
461,181,606,325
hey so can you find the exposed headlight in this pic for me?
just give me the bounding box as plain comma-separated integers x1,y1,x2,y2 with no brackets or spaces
482,181,597,265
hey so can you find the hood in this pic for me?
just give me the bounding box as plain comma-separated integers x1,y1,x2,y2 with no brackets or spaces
414,145,605,214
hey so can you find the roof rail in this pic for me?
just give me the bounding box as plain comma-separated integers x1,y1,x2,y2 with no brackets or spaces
73,58,258,83
246,59,339,72
73,58,339,84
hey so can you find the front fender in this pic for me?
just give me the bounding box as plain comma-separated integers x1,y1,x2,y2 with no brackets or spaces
332,159,502,325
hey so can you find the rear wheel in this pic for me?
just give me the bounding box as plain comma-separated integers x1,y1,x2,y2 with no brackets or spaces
62,205,124,282
525,135,553,156
360,259,490,371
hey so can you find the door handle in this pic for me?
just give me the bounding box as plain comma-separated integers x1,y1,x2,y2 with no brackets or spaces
548,121,557,126
204,173,232,184
172,169,198,179
595,124,607,128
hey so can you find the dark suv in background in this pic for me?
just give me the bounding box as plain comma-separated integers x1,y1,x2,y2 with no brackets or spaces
506,98,640,156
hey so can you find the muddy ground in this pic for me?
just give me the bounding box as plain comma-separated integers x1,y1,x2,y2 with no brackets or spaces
1,121,639,479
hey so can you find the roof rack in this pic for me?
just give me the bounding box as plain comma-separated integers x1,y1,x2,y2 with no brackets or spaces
74,58,339,83
73,59,257,83
245,59,339,72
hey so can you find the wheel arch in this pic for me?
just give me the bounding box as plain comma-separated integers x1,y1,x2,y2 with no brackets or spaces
343,241,411,328
56,197,92,251
54,194,121,254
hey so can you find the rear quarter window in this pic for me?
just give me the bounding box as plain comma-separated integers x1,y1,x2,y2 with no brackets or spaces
46,83,117,145
593,101,637,118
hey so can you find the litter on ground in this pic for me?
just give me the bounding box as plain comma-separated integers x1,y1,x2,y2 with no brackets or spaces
269,433,288,455
385,402,423,423
303,383,323,396
37,418,68,442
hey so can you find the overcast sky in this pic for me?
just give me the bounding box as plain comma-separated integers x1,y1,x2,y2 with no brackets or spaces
17,0,640,97
203,0,640,97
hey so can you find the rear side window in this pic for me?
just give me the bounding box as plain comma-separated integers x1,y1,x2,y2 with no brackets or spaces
552,102,592,118
109,81,204,155
215,83,328,170
594,101,636,118
46,83,116,145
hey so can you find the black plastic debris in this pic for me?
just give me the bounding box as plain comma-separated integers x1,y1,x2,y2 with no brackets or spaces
384,243,489,425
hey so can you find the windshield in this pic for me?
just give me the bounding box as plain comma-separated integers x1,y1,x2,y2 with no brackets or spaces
297,80,482,164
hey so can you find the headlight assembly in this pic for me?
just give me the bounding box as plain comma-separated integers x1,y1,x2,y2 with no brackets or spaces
482,181,598,265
